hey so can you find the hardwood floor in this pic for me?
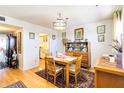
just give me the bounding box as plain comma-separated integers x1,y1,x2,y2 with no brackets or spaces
0,59,57,88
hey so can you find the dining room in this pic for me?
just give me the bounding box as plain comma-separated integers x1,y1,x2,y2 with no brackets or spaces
0,5,123,88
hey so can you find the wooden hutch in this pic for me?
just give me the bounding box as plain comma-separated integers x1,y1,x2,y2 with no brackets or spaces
65,41,91,69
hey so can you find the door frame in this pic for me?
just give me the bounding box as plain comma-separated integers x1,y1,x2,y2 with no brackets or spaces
39,32,50,59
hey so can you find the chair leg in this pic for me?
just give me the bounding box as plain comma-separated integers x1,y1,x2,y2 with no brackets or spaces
54,75,56,85
47,73,49,81
75,74,77,87
63,69,65,81
62,70,64,81
79,72,81,79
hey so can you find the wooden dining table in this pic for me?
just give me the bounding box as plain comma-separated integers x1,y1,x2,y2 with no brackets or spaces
46,55,77,87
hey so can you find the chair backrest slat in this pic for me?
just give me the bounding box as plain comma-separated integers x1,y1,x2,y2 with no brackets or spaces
46,57,56,75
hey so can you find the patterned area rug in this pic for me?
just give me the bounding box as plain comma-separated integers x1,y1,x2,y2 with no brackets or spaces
4,81,27,88
35,68,94,88
0,62,7,70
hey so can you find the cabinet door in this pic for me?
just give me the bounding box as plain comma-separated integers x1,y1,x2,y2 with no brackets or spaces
73,52,82,57
82,53,88,62
81,53,88,67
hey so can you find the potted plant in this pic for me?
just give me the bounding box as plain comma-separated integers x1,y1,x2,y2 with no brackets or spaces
110,40,123,68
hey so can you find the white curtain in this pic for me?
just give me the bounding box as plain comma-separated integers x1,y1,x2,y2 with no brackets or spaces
0,50,6,62
113,9,123,44
0,35,7,63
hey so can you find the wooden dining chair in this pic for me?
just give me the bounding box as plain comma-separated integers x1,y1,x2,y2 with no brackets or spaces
46,57,64,84
69,55,82,87
44,52,52,72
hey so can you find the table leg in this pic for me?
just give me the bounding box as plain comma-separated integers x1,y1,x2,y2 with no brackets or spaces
45,60,47,71
66,64,69,87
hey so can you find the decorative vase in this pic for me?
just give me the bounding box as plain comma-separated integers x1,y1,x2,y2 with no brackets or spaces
116,53,122,69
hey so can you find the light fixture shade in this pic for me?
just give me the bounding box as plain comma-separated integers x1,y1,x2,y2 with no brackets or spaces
53,26,66,30
53,13,68,30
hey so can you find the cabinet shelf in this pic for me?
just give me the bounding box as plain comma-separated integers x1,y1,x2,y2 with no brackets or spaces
65,41,91,68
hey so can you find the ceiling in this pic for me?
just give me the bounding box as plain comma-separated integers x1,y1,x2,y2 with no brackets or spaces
0,5,116,29
0,23,21,33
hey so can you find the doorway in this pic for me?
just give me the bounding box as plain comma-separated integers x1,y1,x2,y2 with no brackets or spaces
39,33,49,60
0,23,22,70
0,33,17,69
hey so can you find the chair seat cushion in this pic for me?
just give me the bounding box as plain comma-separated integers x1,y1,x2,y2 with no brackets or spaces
69,64,75,72
55,65,63,73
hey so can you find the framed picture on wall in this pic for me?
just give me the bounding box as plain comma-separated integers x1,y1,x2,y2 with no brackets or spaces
97,25,105,34
29,32,35,39
98,35,105,42
75,28,84,40
52,35,56,40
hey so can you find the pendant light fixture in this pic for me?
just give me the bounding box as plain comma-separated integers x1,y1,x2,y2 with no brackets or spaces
53,13,68,30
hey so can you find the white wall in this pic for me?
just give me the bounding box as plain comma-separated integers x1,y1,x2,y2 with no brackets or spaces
66,19,113,67
0,15,62,70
